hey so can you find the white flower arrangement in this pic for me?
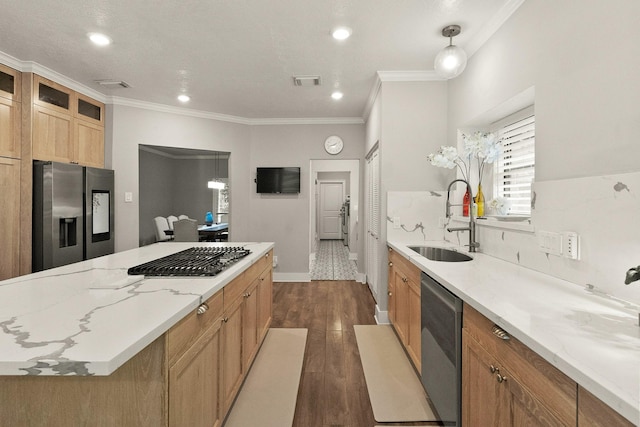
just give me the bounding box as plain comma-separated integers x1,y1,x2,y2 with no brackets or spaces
488,196,511,215
427,131,501,185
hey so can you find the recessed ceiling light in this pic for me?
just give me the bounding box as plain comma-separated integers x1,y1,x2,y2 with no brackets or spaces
88,33,111,46
332,27,352,41
331,91,344,100
177,94,191,103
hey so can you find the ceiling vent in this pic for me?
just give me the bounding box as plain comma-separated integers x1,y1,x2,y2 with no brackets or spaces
94,79,131,88
292,75,321,86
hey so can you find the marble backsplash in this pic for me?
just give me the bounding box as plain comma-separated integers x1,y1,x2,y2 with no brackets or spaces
387,171,640,306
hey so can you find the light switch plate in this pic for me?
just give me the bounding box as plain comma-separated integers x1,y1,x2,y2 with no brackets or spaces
124,192,133,203
393,217,401,229
538,230,562,256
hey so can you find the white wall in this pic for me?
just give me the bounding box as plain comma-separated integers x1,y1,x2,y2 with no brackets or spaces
248,124,365,280
365,80,448,311
448,0,640,181
110,105,251,252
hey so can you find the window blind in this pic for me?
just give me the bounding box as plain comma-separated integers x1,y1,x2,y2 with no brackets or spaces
495,114,535,215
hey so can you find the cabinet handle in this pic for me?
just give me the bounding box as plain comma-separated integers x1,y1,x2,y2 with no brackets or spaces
492,325,511,341
223,317,229,323
496,374,508,383
490,365,498,374
389,262,393,267
243,292,250,298
402,277,408,283
196,302,209,315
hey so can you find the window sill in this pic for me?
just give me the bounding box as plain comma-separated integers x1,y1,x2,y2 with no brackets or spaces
449,215,535,233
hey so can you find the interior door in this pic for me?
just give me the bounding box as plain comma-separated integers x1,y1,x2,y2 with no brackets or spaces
318,181,344,240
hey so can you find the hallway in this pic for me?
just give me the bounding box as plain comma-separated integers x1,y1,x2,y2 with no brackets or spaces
310,240,358,281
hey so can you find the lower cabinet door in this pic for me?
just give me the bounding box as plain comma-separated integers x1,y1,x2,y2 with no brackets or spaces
257,266,273,341
222,296,244,414
462,330,509,426
242,278,259,371
169,318,222,427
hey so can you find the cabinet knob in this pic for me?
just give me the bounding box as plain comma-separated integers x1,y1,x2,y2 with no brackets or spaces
196,302,209,315
492,325,511,341
265,253,270,258
389,262,393,267
243,292,251,298
496,374,508,383
223,317,229,323
402,277,408,283
388,291,393,296
490,365,498,374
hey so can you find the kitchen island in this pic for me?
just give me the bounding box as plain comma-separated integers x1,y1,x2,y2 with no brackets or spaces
0,241,274,426
388,240,639,426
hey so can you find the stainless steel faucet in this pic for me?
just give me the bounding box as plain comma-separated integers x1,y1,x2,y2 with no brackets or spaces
624,266,640,285
445,179,479,252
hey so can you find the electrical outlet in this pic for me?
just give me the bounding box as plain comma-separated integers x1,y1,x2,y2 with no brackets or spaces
538,230,562,256
393,217,401,229
563,232,580,260
273,255,278,268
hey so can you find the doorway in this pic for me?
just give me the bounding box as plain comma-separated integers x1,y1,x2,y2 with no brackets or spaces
318,180,345,240
309,159,360,281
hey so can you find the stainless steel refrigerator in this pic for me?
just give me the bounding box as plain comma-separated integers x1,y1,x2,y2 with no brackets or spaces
33,161,115,271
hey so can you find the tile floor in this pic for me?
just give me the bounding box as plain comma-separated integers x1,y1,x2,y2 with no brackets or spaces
310,240,358,281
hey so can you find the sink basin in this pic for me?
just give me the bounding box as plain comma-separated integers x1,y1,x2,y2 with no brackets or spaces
408,246,473,262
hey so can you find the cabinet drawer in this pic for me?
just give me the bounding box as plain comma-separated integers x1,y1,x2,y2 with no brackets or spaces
167,290,223,365
225,250,272,310
388,248,420,284
463,304,577,426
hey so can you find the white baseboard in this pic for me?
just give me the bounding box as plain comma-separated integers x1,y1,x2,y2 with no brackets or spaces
349,252,357,261
273,272,311,282
375,305,389,324
355,272,366,283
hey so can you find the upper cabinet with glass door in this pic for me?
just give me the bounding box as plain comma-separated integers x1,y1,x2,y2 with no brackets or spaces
0,64,22,159
32,75,105,168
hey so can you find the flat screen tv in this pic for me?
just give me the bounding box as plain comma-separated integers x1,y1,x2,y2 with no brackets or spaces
256,167,301,194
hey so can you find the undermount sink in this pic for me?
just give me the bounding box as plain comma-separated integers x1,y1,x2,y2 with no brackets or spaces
408,246,473,262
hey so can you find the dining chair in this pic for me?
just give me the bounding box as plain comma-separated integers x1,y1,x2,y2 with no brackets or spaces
154,216,171,242
167,215,178,230
173,219,199,242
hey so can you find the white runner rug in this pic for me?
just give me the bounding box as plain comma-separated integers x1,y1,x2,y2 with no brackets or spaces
354,325,437,422
224,328,307,427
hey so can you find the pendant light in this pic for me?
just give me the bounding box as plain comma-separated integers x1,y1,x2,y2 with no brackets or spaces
434,25,467,79
208,152,225,190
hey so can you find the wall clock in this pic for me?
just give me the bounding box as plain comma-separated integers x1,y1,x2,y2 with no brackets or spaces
324,135,344,155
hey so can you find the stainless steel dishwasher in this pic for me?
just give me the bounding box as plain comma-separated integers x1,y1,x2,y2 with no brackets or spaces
421,271,463,427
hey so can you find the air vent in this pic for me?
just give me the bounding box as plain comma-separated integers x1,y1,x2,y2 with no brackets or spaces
292,75,321,86
94,79,131,88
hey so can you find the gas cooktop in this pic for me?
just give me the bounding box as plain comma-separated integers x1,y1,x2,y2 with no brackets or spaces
127,246,251,277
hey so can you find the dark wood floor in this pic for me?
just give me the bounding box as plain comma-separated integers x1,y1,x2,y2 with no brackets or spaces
272,281,439,427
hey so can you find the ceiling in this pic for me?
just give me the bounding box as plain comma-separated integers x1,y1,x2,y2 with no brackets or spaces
0,0,518,121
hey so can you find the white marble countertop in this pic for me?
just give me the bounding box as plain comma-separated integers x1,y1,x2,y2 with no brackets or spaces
0,242,274,377
388,239,640,425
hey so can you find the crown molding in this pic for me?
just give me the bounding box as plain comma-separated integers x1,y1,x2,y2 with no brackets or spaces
377,70,444,82
248,117,364,125
465,0,527,58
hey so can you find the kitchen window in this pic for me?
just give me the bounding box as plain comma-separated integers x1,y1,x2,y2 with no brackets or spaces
492,107,535,216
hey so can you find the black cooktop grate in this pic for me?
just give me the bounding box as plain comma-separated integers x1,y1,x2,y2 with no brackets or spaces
127,247,251,277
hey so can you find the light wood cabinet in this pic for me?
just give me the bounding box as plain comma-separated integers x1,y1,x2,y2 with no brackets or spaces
387,247,421,372
0,64,21,159
577,386,634,427
462,304,577,426
257,262,273,342
242,276,260,371
31,75,104,167
167,290,224,427
222,294,244,413
0,158,21,280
